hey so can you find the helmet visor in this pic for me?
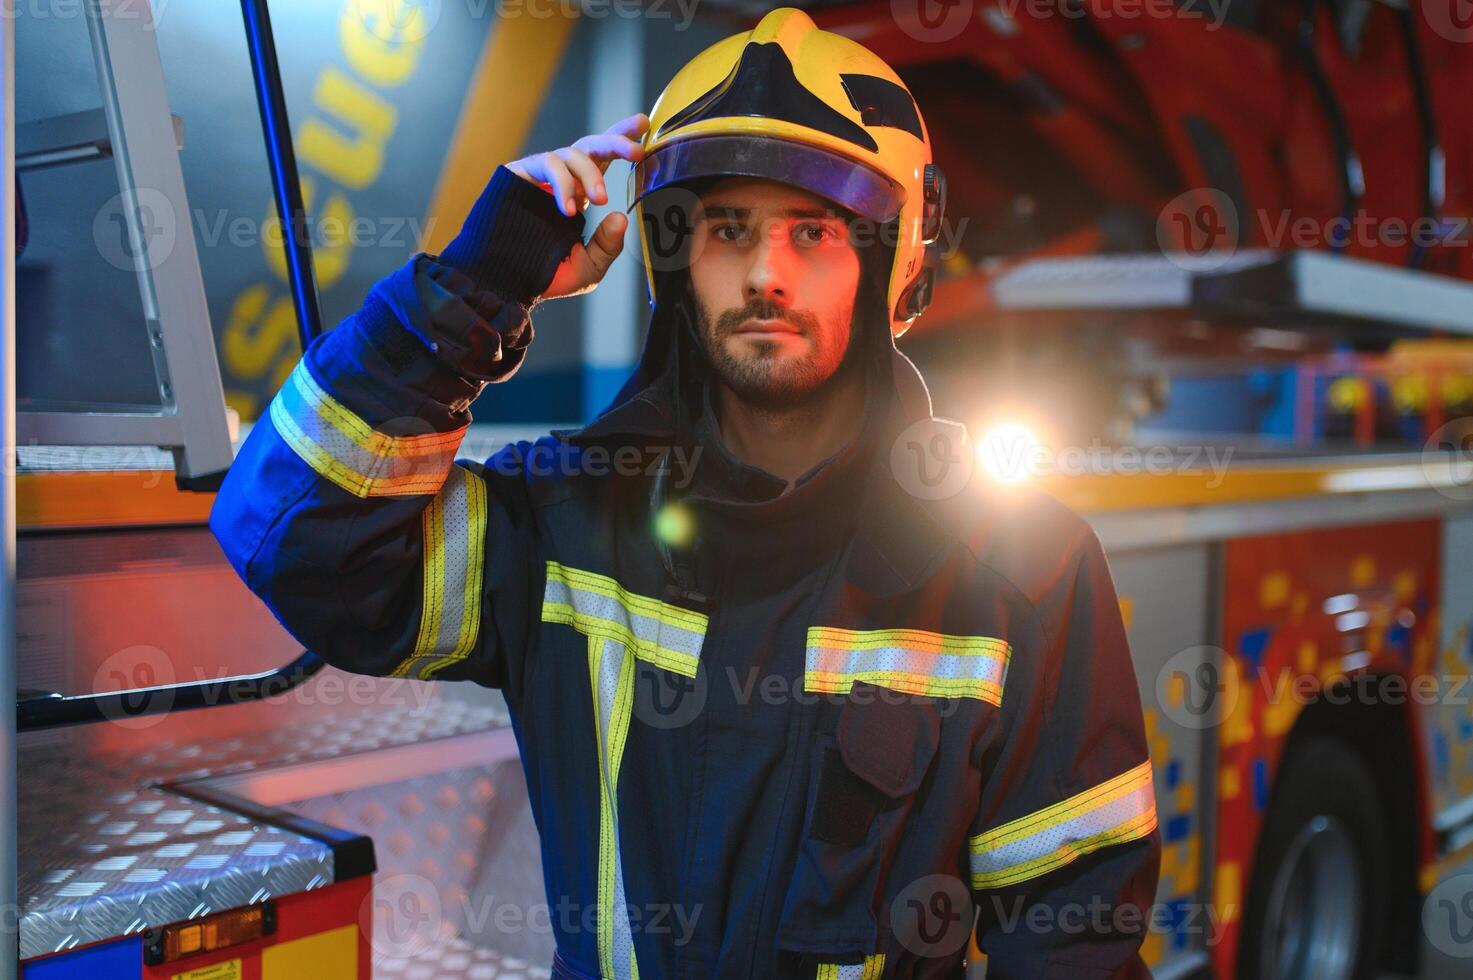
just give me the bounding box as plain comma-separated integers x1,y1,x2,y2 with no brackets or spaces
628,135,905,223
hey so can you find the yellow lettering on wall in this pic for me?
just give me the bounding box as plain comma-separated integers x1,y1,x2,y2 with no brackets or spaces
263,177,355,292
298,66,398,189
221,285,301,401
341,0,427,87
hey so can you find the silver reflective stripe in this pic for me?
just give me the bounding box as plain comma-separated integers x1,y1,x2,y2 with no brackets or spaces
271,358,463,498
805,627,1010,704
969,761,1158,889
590,636,639,979
543,561,707,677
390,465,486,679
816,953,886,979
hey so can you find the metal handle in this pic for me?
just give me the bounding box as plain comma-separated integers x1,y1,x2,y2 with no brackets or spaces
17,650,327,732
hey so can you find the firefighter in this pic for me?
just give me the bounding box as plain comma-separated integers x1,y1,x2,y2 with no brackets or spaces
211,8,1160,978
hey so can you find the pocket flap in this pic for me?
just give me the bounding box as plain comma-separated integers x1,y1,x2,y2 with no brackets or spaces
836,683,942,798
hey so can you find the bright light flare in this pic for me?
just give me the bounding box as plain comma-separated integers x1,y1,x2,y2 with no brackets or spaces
975,421,1044,483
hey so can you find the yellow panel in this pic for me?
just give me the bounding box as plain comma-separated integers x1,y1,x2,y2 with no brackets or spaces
422,10,580,253
261,925,358,980
173,961,241,980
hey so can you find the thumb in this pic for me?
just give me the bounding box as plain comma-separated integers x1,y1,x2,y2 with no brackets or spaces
581,211,629,282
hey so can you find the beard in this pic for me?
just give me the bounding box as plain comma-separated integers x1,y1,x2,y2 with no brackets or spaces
694,295,862,411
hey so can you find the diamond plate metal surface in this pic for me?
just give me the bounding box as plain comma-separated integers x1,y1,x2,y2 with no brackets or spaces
18,749,333,959
20,692,525,970
283,757,557,971
99,696,510,785
374,934,553,980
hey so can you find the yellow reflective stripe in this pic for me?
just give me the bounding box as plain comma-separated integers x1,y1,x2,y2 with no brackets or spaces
590,635,640,980
270,359,465,498
816,953,885,979
389,465,487,679
804,626,1010,705
809,627,1010,656
542,561,708,677
968,760,1158,890
549,561,707,631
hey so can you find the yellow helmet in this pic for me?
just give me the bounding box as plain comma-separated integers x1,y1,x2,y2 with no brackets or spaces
628,6,946,339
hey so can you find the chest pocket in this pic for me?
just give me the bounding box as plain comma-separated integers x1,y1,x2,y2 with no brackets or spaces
778,627,1008,971
776,681,943,967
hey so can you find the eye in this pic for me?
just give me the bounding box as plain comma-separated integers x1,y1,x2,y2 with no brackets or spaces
795,222,837,246
712,223,751,244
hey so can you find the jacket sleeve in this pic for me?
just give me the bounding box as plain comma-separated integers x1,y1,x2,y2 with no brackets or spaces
967,525,1162,979
209,165,585,696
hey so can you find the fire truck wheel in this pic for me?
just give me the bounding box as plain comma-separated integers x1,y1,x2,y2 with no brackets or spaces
1238,735,1390,980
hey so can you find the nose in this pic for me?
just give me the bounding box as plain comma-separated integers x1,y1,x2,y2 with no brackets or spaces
743,230,798,306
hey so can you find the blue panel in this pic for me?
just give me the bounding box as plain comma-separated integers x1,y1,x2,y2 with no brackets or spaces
22,936,140,980
1238,627,1273,670
1164,814,1192,843
1252,758,1270,811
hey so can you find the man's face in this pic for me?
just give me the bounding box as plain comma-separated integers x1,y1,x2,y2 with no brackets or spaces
687,177,863,409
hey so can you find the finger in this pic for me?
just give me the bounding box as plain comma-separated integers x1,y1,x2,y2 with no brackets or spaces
581,210,628,279
556,147,606,207
604,112,650,141
540,152,577,216
573,133,645,170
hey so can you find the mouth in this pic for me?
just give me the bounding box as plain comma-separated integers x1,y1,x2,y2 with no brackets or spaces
732,318,801,337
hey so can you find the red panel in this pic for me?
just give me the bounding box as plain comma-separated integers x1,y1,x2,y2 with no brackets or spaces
140,877,372,980
1214,518,1441,978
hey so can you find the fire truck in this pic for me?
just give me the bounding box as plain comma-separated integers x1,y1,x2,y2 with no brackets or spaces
7,2,1473,979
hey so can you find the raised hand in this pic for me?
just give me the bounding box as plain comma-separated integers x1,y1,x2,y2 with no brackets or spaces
506,112,650,300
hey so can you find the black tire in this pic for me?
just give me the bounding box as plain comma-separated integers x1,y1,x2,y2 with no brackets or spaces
1238,736,1390,980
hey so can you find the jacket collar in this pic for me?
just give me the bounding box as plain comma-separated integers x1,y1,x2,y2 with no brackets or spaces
552,308,959,600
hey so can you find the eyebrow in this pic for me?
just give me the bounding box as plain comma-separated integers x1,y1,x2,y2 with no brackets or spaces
699,204,844,221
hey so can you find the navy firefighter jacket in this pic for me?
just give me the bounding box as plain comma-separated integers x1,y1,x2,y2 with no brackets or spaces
210,165,1162,980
